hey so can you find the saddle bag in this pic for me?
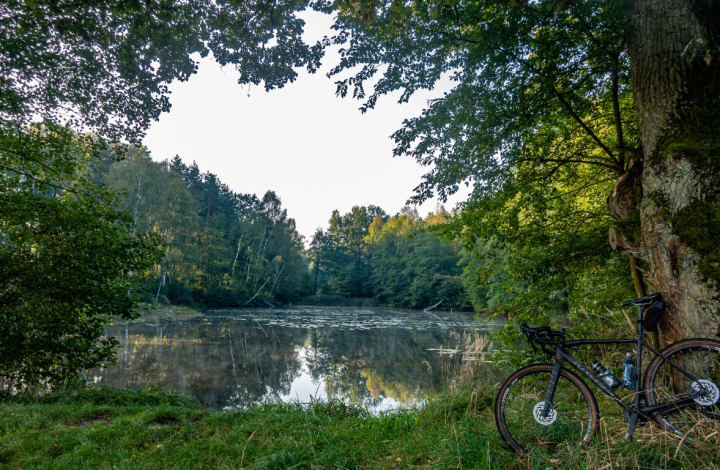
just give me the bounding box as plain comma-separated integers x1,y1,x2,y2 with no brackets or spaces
643,301,666,332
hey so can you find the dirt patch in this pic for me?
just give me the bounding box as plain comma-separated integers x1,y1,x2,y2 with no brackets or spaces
149,415,179,425
69,414,112,428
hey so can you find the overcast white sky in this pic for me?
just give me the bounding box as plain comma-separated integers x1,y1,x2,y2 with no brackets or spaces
143,11,470,240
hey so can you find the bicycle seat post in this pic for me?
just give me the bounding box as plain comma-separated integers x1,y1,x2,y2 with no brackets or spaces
625,306,647,442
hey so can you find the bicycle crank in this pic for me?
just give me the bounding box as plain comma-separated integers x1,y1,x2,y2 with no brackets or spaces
622,396,649,427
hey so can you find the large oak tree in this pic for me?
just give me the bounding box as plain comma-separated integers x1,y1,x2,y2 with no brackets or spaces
325,0,720,341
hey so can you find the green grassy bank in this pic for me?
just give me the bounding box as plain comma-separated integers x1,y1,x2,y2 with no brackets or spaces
2,386,718,470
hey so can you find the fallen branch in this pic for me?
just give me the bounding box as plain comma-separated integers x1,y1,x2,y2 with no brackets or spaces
248,312,268,337
424,299,444,320
424,299,443,312
245,277,271,305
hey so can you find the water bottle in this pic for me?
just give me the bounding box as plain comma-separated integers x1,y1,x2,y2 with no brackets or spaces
623,352,635,389
591,361,621,390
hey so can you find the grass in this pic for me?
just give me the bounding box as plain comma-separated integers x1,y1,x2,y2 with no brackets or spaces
1,383,719,470
2,321,718,469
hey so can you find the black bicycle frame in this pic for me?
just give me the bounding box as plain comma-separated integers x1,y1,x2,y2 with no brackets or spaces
540,306,704,440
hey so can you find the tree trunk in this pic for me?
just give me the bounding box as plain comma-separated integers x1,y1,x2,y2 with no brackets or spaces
628,0,720,342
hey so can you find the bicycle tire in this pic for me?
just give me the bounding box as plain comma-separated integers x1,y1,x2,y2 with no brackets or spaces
495,363,599,453
644,338,720,441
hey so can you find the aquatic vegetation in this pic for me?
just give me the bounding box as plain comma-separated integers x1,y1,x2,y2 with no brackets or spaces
93,307,502,410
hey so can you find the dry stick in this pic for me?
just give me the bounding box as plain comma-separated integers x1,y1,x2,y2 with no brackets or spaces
305,423,319,469
250,315,268,338
452,423,462,469
155,245,171,303
607,306,636,335
229,234,244,285
249,228,268,286
674,420,701,459
424,300,444,321
487,440,490,470
239,430,255,470
269,263,285,295
244,254,253,282
602,417,610,464
245,277,271,305
228,329,238,386
424,299,444,312
131,167,144,237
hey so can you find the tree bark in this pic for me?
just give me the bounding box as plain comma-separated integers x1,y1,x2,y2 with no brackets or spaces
628,0,720,342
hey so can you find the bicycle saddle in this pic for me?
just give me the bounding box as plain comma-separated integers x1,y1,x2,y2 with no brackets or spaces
620,292,663,306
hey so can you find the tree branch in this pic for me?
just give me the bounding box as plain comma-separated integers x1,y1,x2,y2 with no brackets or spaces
550,88,618,165
610,57,625,169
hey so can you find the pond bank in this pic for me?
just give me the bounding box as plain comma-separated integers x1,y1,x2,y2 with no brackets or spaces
1,387,717,469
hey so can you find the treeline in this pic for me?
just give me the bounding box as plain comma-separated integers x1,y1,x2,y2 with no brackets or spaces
93,148,312,307
308,206,474,311
94,150,530,313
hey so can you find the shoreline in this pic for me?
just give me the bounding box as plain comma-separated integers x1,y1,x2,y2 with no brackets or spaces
1,387,717,469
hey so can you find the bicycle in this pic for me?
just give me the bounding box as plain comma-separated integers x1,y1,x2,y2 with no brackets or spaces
494,293,720,453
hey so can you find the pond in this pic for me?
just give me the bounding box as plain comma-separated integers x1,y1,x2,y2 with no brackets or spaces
90,307,505,411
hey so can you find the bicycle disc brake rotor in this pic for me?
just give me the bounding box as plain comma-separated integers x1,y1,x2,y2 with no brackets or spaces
533,402,557,425
691,380,720,406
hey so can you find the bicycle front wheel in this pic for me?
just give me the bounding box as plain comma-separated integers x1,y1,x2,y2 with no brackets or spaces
495,363,599,453
644,338,720,442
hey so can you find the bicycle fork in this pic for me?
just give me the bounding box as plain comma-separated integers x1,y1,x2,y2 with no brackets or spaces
540,332,566,420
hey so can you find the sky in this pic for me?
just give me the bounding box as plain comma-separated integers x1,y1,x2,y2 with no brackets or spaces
143,11,471,240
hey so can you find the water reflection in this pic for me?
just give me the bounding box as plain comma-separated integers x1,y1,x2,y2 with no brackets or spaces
91,307,503,410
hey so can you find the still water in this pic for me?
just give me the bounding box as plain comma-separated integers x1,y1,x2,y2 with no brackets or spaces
91,307,504,411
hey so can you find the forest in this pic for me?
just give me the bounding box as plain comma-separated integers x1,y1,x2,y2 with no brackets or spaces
93,148,310,306
97,145,640,322
2,0,718,390
94,144,644,328
92,147,483,311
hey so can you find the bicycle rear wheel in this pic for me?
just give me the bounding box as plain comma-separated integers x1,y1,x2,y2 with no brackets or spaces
495,363,599,453
644,338,720,442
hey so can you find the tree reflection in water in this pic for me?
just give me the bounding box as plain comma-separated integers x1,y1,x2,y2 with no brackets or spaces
90,307,502,410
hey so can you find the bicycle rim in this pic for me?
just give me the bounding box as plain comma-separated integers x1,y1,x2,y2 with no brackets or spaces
645,339,720,441
495,364,598,453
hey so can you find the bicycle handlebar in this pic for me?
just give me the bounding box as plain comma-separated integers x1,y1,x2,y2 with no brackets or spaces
519,323,561,345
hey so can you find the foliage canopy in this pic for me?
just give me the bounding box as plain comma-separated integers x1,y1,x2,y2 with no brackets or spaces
1,0,323,387
322,0,644,329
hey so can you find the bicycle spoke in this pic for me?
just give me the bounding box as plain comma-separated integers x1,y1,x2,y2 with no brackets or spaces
647,340,720,441
497,365,596,453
